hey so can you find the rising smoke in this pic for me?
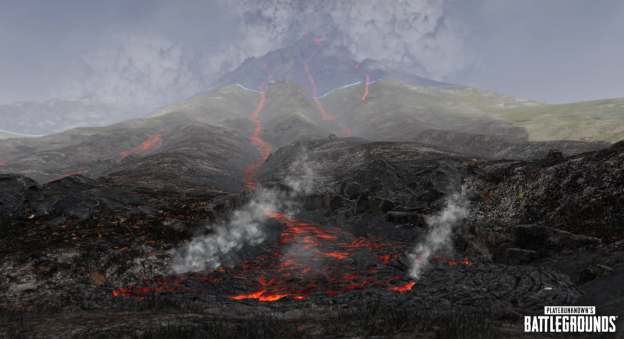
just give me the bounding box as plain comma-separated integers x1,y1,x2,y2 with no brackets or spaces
171,151,319,273
56,0,472,107
408,192,468,279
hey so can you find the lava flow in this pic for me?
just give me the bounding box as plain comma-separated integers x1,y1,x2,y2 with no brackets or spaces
304,37,352,137
355,60,363,68
241,82,274,191
50,169,91,182
112,62,471,304
0,158,11,166
112,207,471,301
118,132,168,162
362,74,371,100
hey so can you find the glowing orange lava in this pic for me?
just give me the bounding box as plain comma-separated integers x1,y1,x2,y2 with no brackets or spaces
0,158,11,166
262,63,268,67
241,82,274,191
388,281,417,292
355,60,363,68
362,74,370,100
304,37,353,137
50,169,91,182
118,132,168,162
112,65,473,303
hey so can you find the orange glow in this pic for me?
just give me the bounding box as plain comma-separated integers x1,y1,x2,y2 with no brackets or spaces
362,74,370,100
304,37,353,137
230,291,265,300
388,281,417,292
259,294,287,302
50,169,91,182
112,68,473,301
241,82,274,191
0,158,11,166
262,63,267,67
355,60,363,68
118,132,168,162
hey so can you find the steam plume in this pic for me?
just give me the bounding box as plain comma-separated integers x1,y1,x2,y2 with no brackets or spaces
171,151,319,273
409,193,468,279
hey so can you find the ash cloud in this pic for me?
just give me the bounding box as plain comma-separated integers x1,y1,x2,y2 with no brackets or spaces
51,0,471,108
224,0,473,80
408,192,468,279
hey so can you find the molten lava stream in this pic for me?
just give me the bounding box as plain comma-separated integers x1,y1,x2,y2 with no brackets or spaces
118,132,168,162
355,60,363,68
0,158,11,166
50,169,91,182
362,74,370,100
241,82,274,191
304,37,353,137
112,72,472,302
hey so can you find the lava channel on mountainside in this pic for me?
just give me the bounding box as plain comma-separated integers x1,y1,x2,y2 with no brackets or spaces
50,132,169,181
118,132,169,162
112,77,472,303
362,74,371,100
50,169,92,182
304,37,352,137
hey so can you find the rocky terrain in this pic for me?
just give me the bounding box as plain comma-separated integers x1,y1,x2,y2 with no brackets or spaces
0,61,623,337
0,127,623,337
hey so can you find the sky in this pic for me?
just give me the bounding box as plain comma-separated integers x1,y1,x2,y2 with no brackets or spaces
0,0,622,106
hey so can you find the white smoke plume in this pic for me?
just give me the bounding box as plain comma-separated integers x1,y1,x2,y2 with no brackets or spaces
170,189,278,273
283,150,318,197
171,150,319,273
408,192,468,279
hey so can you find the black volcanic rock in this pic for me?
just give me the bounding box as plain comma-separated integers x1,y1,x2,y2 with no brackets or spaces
44,174,99,192
0,173,43,207
579,264,614,283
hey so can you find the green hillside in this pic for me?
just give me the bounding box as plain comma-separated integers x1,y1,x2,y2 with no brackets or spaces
319,81,624,142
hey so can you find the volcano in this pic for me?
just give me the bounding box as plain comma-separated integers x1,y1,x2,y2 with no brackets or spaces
1,38,624,338
185,35,453,104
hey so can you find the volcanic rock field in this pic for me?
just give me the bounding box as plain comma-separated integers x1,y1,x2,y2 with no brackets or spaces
1,38,624,339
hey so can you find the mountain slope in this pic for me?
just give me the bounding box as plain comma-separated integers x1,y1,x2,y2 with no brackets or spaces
319,81,624,143
0,98,149,138
188,35,453,103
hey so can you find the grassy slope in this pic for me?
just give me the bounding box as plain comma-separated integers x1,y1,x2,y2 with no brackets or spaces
320,81,624,142
51,85,260,137
0,131,32,140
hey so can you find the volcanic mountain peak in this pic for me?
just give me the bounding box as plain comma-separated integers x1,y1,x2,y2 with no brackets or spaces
189,35,453,102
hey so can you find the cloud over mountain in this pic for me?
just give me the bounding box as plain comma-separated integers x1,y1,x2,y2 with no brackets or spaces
54,0,472,107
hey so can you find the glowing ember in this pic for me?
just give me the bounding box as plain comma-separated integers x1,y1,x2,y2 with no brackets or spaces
262,63,268,67
362,74,371,100
242,82,274,191
50,169,91,182
304,37,353,137
118,132,168,162
355,60,363,68
0,158,12,166
388,282,417,292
